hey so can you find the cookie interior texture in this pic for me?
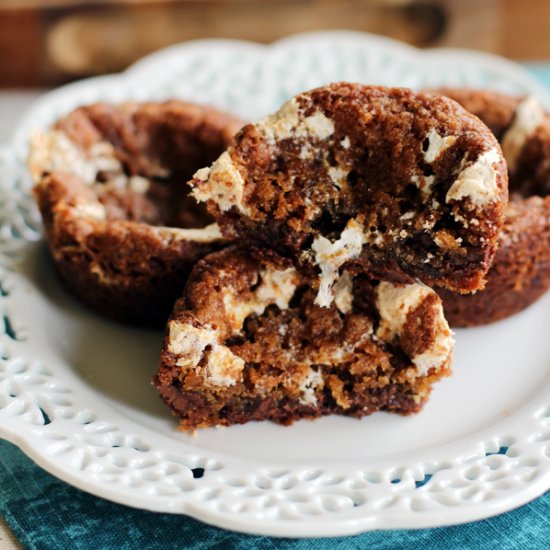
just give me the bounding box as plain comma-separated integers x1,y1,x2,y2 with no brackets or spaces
155,248,453,429
438,196,550,326
190,83,508,306
431,89,550,326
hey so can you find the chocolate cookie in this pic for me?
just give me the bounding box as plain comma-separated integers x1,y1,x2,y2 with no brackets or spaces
189,84,508,310
438,196,550,326
430,88,550,195
30,101,243,326
431,89,550,326
154,247,453,429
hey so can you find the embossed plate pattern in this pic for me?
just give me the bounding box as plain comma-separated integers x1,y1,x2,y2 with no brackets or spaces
1,31,550,537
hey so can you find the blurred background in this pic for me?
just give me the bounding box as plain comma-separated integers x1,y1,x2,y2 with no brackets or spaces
1,0,550,88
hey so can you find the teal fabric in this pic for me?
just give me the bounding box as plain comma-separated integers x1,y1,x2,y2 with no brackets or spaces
0,440,548,550
2,65,550,549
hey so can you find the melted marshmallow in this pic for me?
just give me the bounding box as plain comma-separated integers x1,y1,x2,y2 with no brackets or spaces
29,130,122,185
299,369,324,405
157,223,224,243
501,96,545,173
424,129,457,164
168,322,244,387
446,148,501,206
328,166,349,190
375,281,453,376
333,271,354,314
222,267,298,334
28,130,163,199
72,202,107,221
191,151,249,215
257,98,335,143
312,218,366,308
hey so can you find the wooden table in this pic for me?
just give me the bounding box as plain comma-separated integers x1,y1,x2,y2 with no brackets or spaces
0,515,20,549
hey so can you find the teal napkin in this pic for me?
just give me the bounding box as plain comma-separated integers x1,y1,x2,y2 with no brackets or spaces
2,64,550,550
0,440,548,549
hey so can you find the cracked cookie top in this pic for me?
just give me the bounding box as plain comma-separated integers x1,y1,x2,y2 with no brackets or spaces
190,83,507,305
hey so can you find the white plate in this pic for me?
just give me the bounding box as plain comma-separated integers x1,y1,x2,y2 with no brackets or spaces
1,31,550,538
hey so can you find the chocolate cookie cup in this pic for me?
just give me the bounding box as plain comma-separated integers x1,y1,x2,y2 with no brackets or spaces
189,83,508,309
431,89,550,326
154,247,453,429
30,101,243,326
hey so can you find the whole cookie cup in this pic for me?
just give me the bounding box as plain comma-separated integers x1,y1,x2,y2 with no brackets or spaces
30,101,243,326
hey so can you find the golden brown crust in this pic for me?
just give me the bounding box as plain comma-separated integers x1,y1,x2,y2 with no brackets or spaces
31,101,244,326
